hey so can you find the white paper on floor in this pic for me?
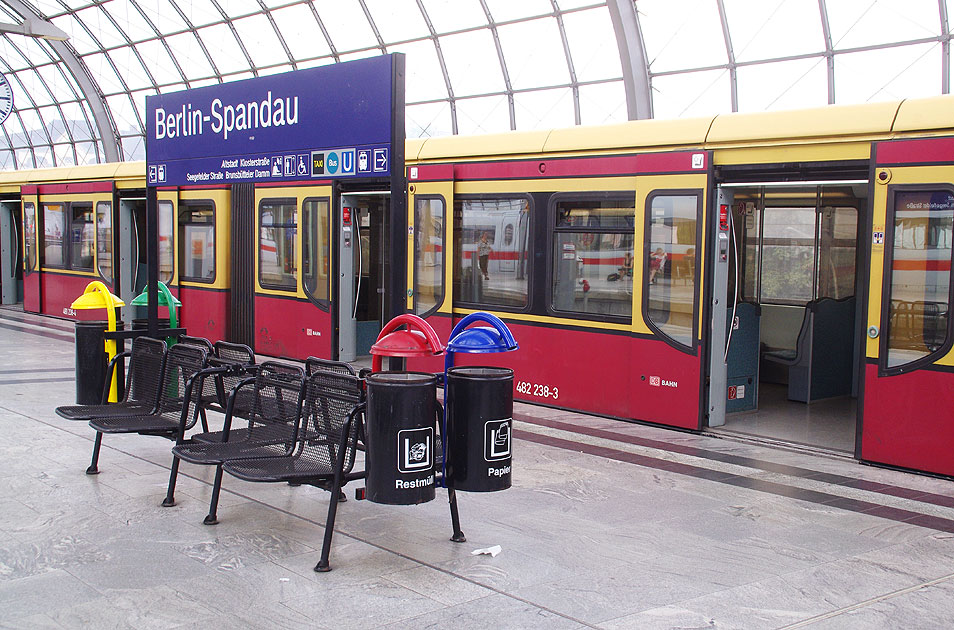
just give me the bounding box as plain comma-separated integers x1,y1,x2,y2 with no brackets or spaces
471,545,502,557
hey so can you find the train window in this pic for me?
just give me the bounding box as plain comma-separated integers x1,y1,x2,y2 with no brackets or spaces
179,202,216,282
816,206,857,299
96,201,112,283
259,198,297,290
23,202,36,272
70,204,95,271
884,189,954,370
760,206,816,304
158,201,174,283
644,192,700,350
414,196,445,316
302,197,330,304
453,197,530,309
42,203,65,267
551,196,635,319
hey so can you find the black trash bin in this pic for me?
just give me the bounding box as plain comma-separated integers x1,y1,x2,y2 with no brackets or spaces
364,371,439,505
74,320,113,404
445,366,513,492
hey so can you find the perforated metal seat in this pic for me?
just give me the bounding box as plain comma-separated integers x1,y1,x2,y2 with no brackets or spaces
55,336,166,421
163,362,305,521
191,341,257,443
83,343,209,475
305,356,357,377
222,368,366,571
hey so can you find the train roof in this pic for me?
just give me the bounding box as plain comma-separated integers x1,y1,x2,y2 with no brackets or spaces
1,96,953,184
410,95,954,162
0,161,144,189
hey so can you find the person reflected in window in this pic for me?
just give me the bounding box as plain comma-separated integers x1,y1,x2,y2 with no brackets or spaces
477,231,492,280
619,251,634,279
649,247,667,284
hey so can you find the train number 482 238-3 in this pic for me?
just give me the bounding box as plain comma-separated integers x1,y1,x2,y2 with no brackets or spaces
515,381,559,400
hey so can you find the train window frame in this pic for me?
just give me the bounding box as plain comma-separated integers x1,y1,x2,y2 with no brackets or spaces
301,196,331,310
547,191,637,324
158,200,175,284
641,189,703,355
69,202,96,272
23,202,37,274
258,196,299,292
413,195,446,318
879,184,954,376
96,200,112,283
757,203,819,306
177,200,216,284
41,202,66,269
452,193,533,313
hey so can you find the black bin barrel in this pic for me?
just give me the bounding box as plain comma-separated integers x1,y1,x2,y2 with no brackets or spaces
445,366,513,492
364,371,438,505
74,321,109,404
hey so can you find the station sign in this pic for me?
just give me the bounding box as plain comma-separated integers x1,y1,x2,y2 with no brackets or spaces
145,55,399,186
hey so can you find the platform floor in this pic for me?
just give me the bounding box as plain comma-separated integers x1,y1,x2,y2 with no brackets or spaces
1,308,953,629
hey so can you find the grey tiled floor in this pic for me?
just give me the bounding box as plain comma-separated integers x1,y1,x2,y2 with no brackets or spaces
1,310,953,629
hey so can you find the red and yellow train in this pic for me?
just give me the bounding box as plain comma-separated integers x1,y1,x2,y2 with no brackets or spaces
1,95,953,478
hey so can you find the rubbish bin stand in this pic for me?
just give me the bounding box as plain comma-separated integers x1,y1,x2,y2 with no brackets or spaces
445,366,513,492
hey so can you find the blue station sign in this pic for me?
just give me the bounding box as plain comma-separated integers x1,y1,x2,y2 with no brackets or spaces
146,55,398,187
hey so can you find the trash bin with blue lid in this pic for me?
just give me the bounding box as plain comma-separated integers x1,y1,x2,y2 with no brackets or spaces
443,312,518,492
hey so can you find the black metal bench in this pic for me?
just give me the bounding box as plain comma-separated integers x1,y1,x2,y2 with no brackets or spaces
82,342,210,475
162,361,305,520
222,367,366,572
55,336,167,422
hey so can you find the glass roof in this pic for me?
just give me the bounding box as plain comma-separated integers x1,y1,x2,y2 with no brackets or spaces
0,0,950,170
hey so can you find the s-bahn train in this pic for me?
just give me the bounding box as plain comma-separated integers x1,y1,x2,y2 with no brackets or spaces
1,95,953,479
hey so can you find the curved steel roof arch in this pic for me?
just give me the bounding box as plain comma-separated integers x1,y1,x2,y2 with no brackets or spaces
0,0,950,168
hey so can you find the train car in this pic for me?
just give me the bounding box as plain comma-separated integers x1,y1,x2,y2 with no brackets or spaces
404,96,954,478
0,163,145,322
1,95,953,479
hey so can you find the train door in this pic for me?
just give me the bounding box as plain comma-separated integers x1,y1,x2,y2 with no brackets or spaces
634,173,709,430
338,192,390,362
176,189,229,341
407,177,452,372
0,200,20,304
708,180,867,453
21,190,39,313
117,195,147,325
254,184,333,359
861,140,954,477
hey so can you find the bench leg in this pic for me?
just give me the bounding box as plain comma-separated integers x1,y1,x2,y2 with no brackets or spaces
448,488,465,543
315,474,345,573
204,465,224,525
162,456,181,507
86,432,103,475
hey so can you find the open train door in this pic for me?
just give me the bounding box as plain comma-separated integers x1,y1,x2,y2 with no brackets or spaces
632,153,711,430
20,188,39,313
861,137,954,477
0,199,20,304
405,165,452,373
